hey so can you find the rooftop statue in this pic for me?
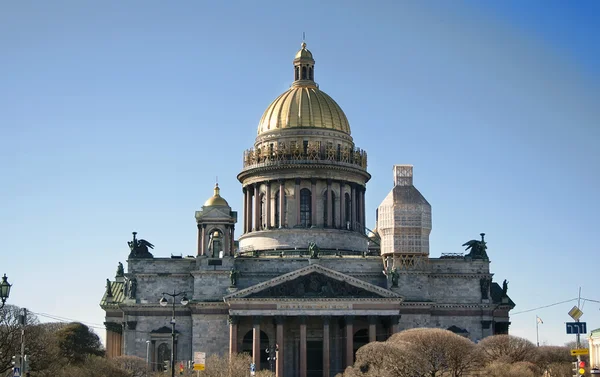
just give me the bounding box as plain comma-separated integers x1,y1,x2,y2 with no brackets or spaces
128,232,154,259
463,233,489,260
502,279,509,297
308,242,320,259
106,279,113,297
116,262,124,277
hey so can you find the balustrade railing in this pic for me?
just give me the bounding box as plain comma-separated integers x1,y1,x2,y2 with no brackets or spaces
242,142,367,169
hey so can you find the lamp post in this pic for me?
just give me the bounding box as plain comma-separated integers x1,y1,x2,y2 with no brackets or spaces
159,290,188,377
0,274,11,309
145,340,151,376
265,343,278,372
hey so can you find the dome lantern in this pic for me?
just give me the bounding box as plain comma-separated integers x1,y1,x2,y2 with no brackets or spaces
293,42,315,85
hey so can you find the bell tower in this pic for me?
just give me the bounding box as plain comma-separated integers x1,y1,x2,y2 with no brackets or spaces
195,183,237,257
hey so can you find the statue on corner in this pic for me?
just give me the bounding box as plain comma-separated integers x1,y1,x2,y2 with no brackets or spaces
126,277,137,299
128,232,154,259
116,262,124,277
463,233,489,260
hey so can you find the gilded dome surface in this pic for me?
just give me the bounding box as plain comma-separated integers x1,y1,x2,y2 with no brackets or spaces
257,87,350,135
204,183,229,207
257,42,351,136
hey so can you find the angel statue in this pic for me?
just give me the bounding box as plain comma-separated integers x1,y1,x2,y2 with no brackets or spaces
128,232,154,259
462,233,489,260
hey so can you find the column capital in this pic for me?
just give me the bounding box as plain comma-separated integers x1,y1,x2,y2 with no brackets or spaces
243,187,247,194
326,179,332,185
278,179,286,185
274,315,285,325
322,315,331,325
295,178,301,185
344,315,354,325
253,316,262,325
298,315,307,324
310,178,317,185
368,315,378,325
228,315,239,325
266,180,271,187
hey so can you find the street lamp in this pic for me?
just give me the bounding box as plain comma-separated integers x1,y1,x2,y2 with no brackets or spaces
159,290,189,377
145,340,151,376
0,274,11,309
265,343,278,372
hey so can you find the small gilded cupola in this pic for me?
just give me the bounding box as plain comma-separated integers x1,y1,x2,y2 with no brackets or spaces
293,42,316,86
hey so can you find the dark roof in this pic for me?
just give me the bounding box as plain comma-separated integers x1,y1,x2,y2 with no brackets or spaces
491,282,516,307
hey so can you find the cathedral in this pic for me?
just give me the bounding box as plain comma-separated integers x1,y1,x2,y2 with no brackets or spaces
100,42,514,377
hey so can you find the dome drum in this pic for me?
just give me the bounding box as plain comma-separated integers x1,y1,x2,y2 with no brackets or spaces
238,228,368,254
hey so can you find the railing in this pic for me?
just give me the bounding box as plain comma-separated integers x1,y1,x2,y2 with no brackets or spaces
440,253,465,259
235,247,380,258
242,142,367,170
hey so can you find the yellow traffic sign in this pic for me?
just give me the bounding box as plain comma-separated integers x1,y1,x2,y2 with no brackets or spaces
193,364,205,371
571,348,589,356
569,306,583,320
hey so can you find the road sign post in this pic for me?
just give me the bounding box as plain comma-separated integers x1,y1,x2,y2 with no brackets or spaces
193,352,206,371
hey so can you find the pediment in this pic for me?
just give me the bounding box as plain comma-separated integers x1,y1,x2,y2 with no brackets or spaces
224,263,401,300
196,206,233,220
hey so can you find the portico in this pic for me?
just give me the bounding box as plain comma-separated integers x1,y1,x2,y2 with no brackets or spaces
224,264,403,377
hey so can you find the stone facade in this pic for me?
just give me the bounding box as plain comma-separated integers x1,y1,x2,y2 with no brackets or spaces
100,42,514,377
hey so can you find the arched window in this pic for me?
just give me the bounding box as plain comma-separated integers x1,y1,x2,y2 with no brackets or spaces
242,330,270,370
300,188,311,227
208,229,223,258
345,192,351,229
302,66,307,80
295,66,299,81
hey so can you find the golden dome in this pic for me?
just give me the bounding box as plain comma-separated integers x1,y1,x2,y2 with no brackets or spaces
258,86,350,135
204,183,229,207
257,42,350,136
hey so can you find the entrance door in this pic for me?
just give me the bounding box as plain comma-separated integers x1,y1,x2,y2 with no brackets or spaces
307,340,323,377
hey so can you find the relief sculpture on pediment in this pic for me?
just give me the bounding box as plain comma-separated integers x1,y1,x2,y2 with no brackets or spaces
247,272,380,298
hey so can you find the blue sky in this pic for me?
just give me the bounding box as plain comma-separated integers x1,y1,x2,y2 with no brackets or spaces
1,1,598,347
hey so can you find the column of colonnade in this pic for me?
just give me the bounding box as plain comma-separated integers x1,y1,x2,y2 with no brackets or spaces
228,315,399,377
241,180,367,235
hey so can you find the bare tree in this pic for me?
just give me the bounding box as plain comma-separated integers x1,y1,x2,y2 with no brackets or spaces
476,334,536,364
0,305,39,375
350,340,422,377
389,328,477,377
480,361,537,377
111,355,147,377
